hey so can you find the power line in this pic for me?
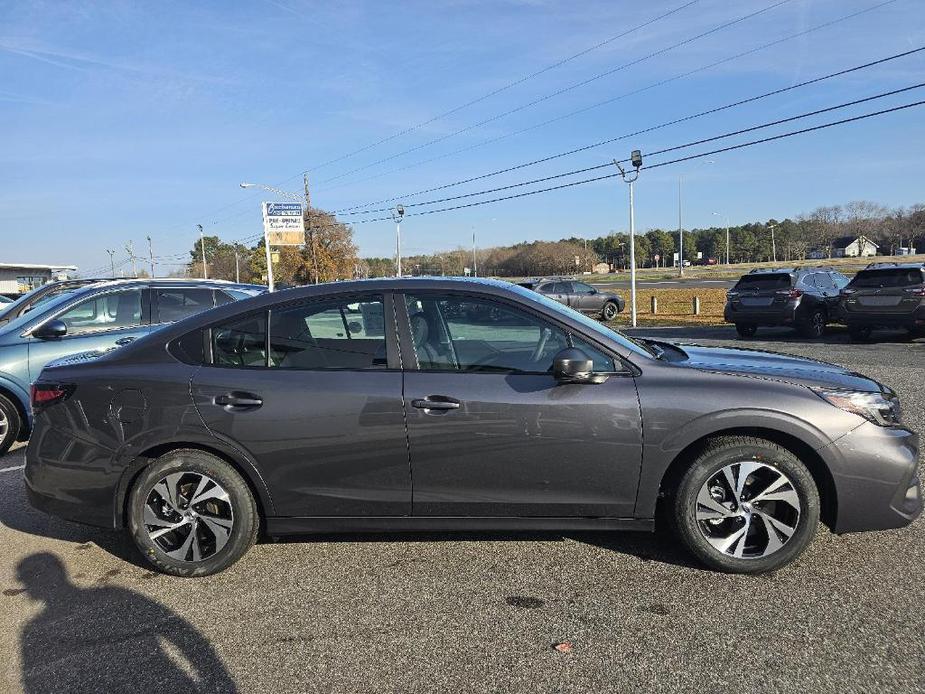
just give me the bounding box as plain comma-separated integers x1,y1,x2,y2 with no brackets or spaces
306,1,701,174
329,1,904,205
390,100,925,219
313,0,796,186
337,82,925,216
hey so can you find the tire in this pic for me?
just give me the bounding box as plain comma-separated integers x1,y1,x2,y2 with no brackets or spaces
848,325,872,342
0,393,22,457
798,308,826,339
128,449,259,577
735,323,757,338
601,301,620,321
908,326,925,340
671,436,820,574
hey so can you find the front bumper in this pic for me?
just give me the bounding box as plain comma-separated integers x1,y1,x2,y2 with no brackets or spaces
822,422,921,533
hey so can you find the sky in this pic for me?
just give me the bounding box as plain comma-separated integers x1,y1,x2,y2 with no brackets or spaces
1,0,924,275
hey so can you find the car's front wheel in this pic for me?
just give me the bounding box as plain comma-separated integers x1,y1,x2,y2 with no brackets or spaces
672,436,819,573
0,393,21,457
128,449,259,577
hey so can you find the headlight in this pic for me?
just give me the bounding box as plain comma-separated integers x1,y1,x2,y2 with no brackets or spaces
811,387,902,427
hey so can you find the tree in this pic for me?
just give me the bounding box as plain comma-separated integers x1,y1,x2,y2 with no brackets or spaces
644,229,675,267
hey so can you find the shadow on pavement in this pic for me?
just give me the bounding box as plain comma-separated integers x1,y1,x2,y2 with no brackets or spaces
272,529,702,570
15,552,237,693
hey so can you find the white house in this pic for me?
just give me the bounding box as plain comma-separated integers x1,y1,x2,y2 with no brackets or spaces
832,235,878,258
0,263,77,294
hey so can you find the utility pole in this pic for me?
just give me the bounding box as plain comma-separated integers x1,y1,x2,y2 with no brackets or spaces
393,204,405,277
472,228,478,277
146,235,156,278
234,249,241,283
197,224,208,279
106,249,116,277
712,212,730,265
769,223,778,263
614,150,643,328
125,241,138,277
677,176,683,277
304,173,319,284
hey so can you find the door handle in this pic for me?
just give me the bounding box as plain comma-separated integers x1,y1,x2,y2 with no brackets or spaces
214,392,263,410
115,337,135,346
412,397,460,411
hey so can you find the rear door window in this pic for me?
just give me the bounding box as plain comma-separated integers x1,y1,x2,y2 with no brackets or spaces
212,313,268,368
154,288,215,323
269,296,387,370
734,274,791,291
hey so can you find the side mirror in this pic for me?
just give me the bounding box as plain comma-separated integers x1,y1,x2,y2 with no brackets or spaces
553,347,608,384
33,319,67,340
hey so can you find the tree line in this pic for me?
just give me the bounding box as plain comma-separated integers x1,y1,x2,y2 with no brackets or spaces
175,199,924,283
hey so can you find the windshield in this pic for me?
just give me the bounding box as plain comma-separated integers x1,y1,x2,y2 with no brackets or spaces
507,283,653,359
849,268,923,288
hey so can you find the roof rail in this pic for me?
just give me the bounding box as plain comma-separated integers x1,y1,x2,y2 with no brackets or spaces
864,261,898,269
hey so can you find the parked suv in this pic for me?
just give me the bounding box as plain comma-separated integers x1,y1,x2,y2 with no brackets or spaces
724,268,850,338
840,262,925,340
0,278,265,454
518,277,625,320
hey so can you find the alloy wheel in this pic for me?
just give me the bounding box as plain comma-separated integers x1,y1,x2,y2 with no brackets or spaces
143,472,234,562
0,409,8,443
694,461,801,559
603,303,618,320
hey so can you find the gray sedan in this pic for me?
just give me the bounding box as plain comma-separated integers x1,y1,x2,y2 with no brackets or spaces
519,278,625,320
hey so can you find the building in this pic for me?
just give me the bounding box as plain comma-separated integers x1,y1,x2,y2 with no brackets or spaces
0,263,78,295
832,235,879,258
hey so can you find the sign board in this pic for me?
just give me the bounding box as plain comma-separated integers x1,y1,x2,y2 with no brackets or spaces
262,202,304,246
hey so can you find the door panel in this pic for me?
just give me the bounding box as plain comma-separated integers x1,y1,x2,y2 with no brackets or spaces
400,292,642,518
192,368,410,516
191,294,410,517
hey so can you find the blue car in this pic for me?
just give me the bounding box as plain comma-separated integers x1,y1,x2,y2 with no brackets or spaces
0,278,265,454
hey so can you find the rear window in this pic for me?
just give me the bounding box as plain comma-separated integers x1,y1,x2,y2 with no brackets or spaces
734,274,792,291
849,269,924,288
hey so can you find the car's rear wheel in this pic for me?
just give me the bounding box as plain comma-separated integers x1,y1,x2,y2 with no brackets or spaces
799,308,826,339
672,436,819,573
735,323,757,338
0,393,21,457
128,449,259,577
848,325,872,342
601,301,620,321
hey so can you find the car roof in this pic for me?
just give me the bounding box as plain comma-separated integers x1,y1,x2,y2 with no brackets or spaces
861,261,925,271
745,267,836,276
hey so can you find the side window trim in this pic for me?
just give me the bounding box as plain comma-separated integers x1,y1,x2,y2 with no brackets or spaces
394,290,628,375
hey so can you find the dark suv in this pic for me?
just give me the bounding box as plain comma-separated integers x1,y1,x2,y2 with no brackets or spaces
724,268,850,338
840,262,925,340
518,277,625,320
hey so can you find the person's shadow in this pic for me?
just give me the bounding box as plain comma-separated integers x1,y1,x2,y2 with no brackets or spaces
16,553,237,693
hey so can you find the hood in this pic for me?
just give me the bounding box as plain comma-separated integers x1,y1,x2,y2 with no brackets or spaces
673,343,884,392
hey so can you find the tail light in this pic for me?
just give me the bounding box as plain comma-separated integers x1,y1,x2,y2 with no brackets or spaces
31,383,74,410
776,288,803,299
904,286,925,297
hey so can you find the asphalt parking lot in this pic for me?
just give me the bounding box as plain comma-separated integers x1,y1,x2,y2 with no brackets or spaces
1,325,922,693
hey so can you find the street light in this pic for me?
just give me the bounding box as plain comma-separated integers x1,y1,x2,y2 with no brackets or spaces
712,211,730,265
614,150,643,328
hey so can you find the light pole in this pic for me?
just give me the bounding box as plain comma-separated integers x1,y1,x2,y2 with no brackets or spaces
712,212,730,265
768,223,778,263
197,224,208,279
614,150,643,328
471,226,478,277
392,204,405,277
105,249,116,277
146,235,156,278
